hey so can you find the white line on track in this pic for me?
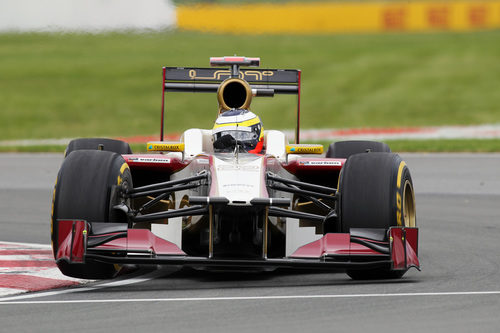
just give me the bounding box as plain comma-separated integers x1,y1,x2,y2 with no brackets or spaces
1,291,499,305
0,268,169,302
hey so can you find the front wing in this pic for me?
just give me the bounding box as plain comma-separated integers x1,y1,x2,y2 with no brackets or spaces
54,219,419,272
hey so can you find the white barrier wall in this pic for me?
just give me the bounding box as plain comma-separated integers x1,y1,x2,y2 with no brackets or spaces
0,0,176,32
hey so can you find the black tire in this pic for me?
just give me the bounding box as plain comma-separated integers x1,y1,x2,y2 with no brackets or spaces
338,152,416,280
51,150,133,279
65,138,132,157
325,140,391,158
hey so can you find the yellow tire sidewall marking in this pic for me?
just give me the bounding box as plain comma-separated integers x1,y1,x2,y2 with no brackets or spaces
117,162,130,185
396,160,407,226
397,161,406,189
115,162,130,274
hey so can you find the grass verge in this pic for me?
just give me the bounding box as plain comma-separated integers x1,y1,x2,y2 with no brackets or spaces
1,31,499,151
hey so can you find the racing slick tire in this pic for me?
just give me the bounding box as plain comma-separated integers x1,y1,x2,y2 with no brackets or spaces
64,138,132,157
325,140,391,158
51,150,133,279
338,152,416,280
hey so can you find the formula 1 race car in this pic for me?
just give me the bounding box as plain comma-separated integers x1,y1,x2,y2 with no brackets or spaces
51,56,419,280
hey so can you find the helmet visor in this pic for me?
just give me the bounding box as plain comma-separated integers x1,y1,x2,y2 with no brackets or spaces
217,130,258,142
213,129,259,152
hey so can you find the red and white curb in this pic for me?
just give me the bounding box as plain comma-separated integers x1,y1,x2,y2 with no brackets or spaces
118,124,500,143
294,124,500,141
0,124,499,147
0,241,91,297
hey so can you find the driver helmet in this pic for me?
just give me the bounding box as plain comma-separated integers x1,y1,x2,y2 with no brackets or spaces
212,109,264,153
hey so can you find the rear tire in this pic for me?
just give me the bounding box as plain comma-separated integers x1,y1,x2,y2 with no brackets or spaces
65,138,132,157
338,152,416,279
326,140,390,159
51,150,132,279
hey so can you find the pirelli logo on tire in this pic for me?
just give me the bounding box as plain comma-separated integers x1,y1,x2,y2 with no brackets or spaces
395,161,416,228
396,161,406,226
396,192,403,226
117,163,130,185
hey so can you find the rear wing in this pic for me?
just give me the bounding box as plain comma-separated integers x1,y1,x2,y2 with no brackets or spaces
160,57,302,143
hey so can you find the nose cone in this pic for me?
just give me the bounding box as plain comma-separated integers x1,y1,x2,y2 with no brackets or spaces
211,154,268,204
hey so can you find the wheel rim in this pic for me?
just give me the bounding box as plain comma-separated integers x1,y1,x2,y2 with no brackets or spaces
402,180,416,227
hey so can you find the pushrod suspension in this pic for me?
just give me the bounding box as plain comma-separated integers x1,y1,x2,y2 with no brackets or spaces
126,173,208,195
269,184,336,201
267,173,337,194
131,205,208,223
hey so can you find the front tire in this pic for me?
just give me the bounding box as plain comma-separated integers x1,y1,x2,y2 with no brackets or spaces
326,140,391,159
338,152,416,279
65,138,132,157
51,150,132,279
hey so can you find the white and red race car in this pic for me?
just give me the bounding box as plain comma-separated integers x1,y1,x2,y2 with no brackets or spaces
51,56,419,280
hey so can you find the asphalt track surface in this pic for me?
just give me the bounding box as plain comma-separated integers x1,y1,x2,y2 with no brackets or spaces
1,153,499,332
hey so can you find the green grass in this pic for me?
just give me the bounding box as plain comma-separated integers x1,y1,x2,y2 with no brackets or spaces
1,31,500,151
